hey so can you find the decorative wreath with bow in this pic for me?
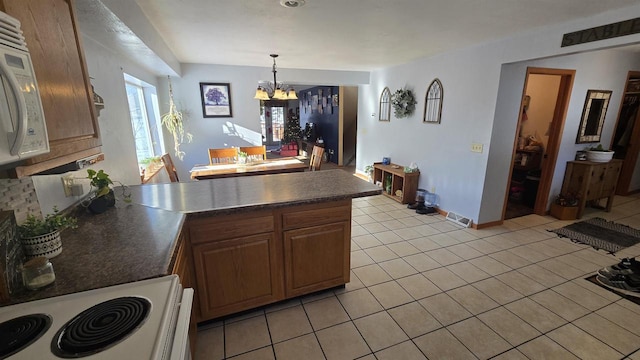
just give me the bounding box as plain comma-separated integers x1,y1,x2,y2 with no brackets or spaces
391,88,417,118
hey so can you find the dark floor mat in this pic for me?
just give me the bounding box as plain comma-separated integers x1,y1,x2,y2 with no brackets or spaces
549,217,640,254
585,275,640,306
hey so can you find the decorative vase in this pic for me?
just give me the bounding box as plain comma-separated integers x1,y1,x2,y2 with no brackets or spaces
586,150,614,162
21,230,62,259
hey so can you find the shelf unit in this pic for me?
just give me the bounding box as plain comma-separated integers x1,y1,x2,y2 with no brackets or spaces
514,149,542,171
373,162,420,204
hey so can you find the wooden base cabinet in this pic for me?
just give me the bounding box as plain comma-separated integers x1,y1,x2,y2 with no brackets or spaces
170,230,197,357
282,199,351,298
192,233,282,320
187,200,352,322
560,160,623,218
189,212,282,320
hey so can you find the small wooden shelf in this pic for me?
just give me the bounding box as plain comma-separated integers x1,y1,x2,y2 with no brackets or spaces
373,162,420,204
514,149,542,171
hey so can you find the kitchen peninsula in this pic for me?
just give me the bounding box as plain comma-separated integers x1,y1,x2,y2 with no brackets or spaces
5,170,381,323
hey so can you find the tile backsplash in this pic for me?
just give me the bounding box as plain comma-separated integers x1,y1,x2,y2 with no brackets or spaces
0,178,41,224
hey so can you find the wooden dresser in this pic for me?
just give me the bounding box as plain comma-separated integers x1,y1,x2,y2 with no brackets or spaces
560,160,623,218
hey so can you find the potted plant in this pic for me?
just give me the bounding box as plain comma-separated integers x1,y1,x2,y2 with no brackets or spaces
18,207,77,259
549,192,580,220
586,144,615,162
161,76,193,161
237,150,248,165
364,164,374,182
83,169,131,214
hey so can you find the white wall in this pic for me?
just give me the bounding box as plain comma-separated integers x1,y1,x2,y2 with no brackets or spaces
483,50,640,223
33,35,159,215
156,64,369,180
358,3,640,225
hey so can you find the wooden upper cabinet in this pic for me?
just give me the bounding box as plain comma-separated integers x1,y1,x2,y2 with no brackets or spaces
1,0,101,176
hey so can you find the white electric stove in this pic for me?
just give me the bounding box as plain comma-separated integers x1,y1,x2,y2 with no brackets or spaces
0,275,193,359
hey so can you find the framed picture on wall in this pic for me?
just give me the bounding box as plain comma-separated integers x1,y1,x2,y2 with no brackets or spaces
576,89,612,143
200,82,232,117
332,94,339,107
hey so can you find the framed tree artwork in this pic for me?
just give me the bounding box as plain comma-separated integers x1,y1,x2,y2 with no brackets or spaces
200,82,232,117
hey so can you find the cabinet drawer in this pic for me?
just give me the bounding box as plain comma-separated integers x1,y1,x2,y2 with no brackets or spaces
189,213,274,244
281,201,351,230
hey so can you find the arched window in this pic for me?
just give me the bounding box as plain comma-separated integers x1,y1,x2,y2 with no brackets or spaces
379,87,391,122
424,79,443,123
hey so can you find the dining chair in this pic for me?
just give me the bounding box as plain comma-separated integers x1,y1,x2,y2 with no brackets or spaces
161,153,179,182
208,148,238,165
309,145,324,171
239,145,267,162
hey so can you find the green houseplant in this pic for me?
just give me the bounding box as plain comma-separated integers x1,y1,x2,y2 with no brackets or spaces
549,192,580,220
161,76,193,161
83,169,131,214
364,164,374,182
18,207,77,259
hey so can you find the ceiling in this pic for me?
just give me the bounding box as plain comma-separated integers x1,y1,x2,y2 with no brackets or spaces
128,0,640,72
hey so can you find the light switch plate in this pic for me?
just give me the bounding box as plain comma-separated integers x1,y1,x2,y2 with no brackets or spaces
471,143,483,153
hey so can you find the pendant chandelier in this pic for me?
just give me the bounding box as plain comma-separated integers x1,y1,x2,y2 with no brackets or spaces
254,54,298,100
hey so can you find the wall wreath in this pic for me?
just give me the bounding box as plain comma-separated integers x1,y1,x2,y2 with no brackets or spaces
391,88,417,118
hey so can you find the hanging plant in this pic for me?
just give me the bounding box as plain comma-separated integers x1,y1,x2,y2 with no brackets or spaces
391,88,417,118
161,76,193,160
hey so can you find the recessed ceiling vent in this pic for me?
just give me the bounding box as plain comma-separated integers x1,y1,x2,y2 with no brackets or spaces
280,0,305,8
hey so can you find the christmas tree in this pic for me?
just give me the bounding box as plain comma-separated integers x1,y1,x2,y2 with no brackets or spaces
282,109,301,144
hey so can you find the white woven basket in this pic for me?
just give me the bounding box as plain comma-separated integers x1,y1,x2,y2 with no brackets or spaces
21,230,62,259
586,150,614,162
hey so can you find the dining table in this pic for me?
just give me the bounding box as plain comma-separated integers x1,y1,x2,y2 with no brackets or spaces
189,157,307,180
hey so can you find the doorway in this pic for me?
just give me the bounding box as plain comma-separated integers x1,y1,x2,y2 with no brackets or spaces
260,100,287,148
612,71,640,195
504,67,575,219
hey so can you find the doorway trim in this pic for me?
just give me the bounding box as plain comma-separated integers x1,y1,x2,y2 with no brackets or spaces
612,71,640,195
503,67,575,219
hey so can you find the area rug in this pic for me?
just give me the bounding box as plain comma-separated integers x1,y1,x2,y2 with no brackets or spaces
548,217,640,254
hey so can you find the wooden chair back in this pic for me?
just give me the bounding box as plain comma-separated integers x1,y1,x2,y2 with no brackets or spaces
161,153,179,182
309,146,324,171
208,148,238,164
239,145,267,161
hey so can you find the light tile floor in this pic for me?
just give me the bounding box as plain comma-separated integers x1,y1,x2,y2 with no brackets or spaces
196,194,640,360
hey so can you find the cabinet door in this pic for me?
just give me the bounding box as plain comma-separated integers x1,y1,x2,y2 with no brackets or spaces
601,162,622,196
587,164,607,200
283,222,350,298
192,233,282,320
1,0,101,170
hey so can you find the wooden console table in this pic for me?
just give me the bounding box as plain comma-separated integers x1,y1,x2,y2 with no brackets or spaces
373,162,420,204
560,160,622,218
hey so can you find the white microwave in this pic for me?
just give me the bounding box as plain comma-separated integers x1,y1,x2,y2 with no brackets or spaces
0,11,48,166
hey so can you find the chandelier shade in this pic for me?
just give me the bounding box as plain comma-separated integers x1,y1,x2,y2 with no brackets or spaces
254,54,298,100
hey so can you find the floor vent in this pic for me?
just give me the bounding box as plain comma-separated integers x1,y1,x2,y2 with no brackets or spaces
446,211,473,228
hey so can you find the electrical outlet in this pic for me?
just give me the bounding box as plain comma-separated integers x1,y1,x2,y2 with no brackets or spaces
471,143,483,153
61,175,74,197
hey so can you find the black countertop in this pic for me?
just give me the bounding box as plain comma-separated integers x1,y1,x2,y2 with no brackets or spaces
3,170,381,305
5,203,185,305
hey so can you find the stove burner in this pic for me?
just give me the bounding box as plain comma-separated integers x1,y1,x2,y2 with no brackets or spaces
0,313,52,358
51,296,151,358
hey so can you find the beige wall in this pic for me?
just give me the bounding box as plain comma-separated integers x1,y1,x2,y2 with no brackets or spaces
522,74,562,153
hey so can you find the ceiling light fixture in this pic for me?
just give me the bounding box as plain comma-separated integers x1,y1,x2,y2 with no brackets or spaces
280,0,305,9
254,54,298,101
